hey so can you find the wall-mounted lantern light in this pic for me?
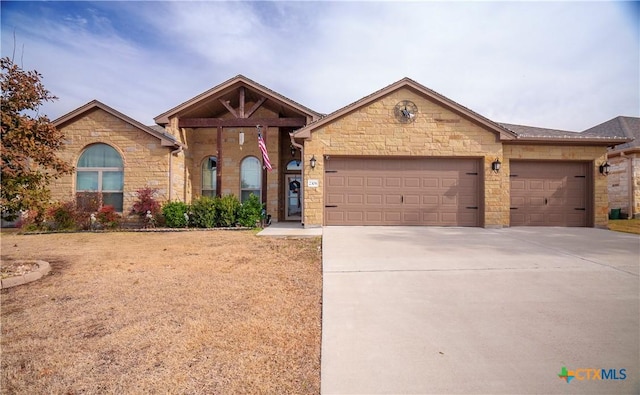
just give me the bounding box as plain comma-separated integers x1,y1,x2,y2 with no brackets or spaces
239,131,245,146
491,158,501,173
599,161,610,176
310,155,317,169
290,144,296,157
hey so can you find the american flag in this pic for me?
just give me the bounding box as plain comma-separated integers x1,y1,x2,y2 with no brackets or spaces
257,133,272,171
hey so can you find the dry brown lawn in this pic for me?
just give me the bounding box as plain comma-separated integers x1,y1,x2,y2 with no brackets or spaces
1,230,322,394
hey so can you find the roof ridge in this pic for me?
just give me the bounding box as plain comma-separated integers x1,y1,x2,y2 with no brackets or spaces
617,117,636,140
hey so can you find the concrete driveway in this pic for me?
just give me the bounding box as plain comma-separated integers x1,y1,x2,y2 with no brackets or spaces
321,227,639,394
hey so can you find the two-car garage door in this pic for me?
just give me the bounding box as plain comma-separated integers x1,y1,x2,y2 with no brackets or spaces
323,157,591,227
324,157,481,226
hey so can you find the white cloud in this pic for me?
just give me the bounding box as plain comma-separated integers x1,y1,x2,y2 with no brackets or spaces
1,1,637,131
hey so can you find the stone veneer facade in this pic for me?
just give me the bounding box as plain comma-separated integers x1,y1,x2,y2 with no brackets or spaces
607,152,640,218
301,88,609,228
50,108,174,213
164,105,282,219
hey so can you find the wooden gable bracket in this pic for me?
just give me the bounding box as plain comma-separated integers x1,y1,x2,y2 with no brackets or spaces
218,86,268,119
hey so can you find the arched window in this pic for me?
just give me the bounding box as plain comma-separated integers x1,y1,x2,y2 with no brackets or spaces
202,156,217,197
286,160,302,171
76,144,124,211
240,156,261,203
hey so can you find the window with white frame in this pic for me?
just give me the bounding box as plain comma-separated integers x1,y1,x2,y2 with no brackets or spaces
240,156,261,203
202,156,217,197
76,144,124,211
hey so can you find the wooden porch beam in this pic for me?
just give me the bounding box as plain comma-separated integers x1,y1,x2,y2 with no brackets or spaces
219,99,238,118
239,87,245,118
216,126,222,197
261,126,268,205
179,117,306,128
245,97,266,118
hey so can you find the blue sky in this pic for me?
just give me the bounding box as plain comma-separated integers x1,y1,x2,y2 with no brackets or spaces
1,1,638,131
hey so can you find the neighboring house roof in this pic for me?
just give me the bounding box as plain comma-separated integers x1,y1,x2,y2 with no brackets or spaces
154,74,323,125
54,100,180,147
580,116,640,153
499,122,630,145
293,77,517,140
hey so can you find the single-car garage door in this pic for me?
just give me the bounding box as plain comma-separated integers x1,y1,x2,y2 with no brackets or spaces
510,161,589,227
324,157,481,226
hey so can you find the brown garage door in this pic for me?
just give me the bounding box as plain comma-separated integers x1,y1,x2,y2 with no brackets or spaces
324,157,480,226
510,161,589,227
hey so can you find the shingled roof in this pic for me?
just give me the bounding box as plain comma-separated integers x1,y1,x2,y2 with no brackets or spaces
580,116,640,152
499,121,632,146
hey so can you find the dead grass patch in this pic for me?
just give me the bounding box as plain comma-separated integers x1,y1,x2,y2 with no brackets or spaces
608,219,640,235
1,231,322,394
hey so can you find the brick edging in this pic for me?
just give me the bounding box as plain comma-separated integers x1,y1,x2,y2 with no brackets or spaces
1,260,51,289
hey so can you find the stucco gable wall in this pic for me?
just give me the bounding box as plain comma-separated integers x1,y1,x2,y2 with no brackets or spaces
303,88,507,227
50,108,171,213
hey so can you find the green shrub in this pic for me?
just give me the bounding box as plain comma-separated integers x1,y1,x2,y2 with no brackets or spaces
238,193,264,228
162,201,190,228
216,194,240,227
191,196,217,228
46,201,80,230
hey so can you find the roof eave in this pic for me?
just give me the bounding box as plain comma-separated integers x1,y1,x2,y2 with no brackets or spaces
505,137,632,146
154,75,321,125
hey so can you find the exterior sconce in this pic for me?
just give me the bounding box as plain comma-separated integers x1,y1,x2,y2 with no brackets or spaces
290,144,296,157
310,155,317,169
599,161,610,176
491,158,501,173
239,131,245,146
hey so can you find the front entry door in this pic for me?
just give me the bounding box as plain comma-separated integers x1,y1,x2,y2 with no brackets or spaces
285,174,302,220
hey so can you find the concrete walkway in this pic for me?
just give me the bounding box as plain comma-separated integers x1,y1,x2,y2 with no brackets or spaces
321,227,639,394
256,221,322,237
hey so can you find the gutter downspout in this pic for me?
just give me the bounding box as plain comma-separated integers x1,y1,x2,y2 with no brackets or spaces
169,144,183,201
289,132,305,227
621,152,634,219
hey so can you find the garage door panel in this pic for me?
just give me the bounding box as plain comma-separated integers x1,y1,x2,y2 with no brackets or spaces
423,178,438,188
326,194,344,204
385,177,402,187
382,210,402,221
347,194,364,204
529,180,544,190
327,176,345,187
404,177,421,188
385,195,402,204
403,195,420,205
325,157,480,226
348,177,364,187
511,180,525,190
441,178,458,188
366,194,382,205
510,161,589,227
326,211,345,222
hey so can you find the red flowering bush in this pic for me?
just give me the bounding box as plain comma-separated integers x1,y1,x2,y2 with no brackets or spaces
96,205,121,229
